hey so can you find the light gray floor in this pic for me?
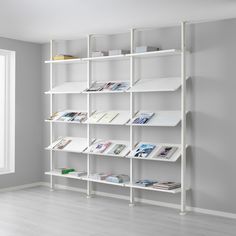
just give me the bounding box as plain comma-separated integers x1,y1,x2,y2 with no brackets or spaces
0,187,235,236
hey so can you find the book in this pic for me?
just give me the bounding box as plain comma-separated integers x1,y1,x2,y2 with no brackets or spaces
132,112,154,124
58,112,78,121
99,112,119,123
135,46,159,53
53,138,72,150
105,174,130,183
53,54,77,60
72,112,87,123
88,112,106,123
135,179,158,187
155,146,178,160
89,140,112,153
108,49,130,56
90,173,111,180
86,82,106,92
91,51,108,57
53,168,75,174
68,171,87,177
107,144,126,155
130,143,156,158
111,82,130,91
152,182,181,190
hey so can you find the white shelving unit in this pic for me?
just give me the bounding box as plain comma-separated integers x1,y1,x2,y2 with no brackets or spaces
45,22,189,214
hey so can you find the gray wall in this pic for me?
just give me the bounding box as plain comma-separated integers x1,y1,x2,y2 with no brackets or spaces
0,37,43,188
41,18,236,214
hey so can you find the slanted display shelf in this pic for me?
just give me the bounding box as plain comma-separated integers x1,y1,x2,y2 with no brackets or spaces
45,82,87,94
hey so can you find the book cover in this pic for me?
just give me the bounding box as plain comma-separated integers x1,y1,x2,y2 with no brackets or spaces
89,140,112,153
130,143,156,158
155,146,178,160
99,112,119,123
135,179,158,187
53,138,72,150
88,112,106,123
107,144,126,155
86,82,106,91
72,112,87,122
58,112,77,121
132,112,154,124
112,82,129,91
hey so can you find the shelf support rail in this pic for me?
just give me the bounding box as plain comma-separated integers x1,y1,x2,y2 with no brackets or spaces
49,40,54,190
129,28,135,205
180,21,187,214
87,35,92,198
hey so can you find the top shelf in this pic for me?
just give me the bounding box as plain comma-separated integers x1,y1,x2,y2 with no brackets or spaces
44,49,182,64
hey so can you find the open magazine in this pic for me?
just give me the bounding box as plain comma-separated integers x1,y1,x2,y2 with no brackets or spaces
130,143,156,158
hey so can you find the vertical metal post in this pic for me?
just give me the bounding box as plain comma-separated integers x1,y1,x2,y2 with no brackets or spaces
129,28,135,206
87,35,92,198
180,22,186,215
49,40,54,190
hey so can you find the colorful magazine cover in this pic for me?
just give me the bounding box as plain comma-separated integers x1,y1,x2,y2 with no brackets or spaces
112,82,129,91
132,112,154,124
103,82,116,91
135,179,158,187
58,112,78,121
131,143,156,158
72,112,87,122
155,146,178,159
89,140,112,153
107,144,126,155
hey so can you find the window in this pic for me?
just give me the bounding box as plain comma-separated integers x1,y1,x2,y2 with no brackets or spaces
0,49,15,174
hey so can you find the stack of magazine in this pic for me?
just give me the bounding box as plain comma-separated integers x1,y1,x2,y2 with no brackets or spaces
152,182,181,190
86,81,129,92
132,112,154,124
48,111,87,123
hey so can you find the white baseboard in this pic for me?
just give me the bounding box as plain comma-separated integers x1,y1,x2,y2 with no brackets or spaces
1,181,236,219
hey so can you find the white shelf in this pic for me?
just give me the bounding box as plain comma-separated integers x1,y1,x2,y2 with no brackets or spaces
45,82,87,94
128,110,181,127
46,137,88,153
85,139,130,158
45,171,87,180
86,110,130,125
127,142,181,162
45,120,87,124
128,183,181,193
129,77,188,93
45,58,84,64
128,49,181,58
84,54,128,62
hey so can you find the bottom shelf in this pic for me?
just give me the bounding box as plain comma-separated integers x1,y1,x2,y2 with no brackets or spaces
45,172,181,194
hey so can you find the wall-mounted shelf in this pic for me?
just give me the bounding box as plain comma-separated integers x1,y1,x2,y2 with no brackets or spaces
45,23,189,214
45,82,87,94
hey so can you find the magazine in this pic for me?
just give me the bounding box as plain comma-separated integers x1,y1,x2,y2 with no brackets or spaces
112,82,129,91
106,174,130,183
130,143,156,158
155,146,178,160
107,144,126,155
53,138,72,150
89,140,112,153
88,112,106,123
103,82,116,91
86,82,106,91
99,112,119,123
72,112,87,123
135,179,158,187
132,112,154,124
58,112,78,121
48,111,65,121
69,171,87,177
90,173,111,180
152,182,181,190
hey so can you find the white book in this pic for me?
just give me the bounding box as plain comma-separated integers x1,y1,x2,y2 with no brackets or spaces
99,112,119,123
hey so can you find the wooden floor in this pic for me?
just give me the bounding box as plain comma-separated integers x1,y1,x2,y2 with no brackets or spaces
0,187,235,236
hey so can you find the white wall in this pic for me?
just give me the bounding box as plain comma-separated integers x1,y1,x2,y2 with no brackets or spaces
39,18,236,215
0,37,43,187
